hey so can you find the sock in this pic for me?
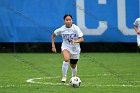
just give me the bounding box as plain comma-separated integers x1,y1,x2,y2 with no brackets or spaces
71,65,77,77
62,61,69,77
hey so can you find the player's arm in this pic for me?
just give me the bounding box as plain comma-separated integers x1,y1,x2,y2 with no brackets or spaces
134,25,140,34
72,37,84,43
51,33,57,53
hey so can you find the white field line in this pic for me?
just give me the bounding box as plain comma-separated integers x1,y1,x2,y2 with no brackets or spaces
1,74,140,88
26,75,140,88
79,73,140,77
0,83,138,88
0,84,41,88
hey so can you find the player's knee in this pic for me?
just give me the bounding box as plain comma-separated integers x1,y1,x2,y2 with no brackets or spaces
63,56,70,62
71,64,76,68
63,55,70,62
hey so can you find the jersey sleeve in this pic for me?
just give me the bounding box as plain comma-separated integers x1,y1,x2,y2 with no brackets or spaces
75,25,83,37
54,27,62,36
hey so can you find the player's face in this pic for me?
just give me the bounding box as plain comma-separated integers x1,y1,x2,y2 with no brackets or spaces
64,16,72,28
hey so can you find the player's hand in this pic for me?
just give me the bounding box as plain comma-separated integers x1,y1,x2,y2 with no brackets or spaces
137,31,140,35
72,39,76,43
52,47,57,53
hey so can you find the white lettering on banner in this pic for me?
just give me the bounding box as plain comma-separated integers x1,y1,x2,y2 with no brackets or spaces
76,0,137,35
117,0,136,35
76,0,108,35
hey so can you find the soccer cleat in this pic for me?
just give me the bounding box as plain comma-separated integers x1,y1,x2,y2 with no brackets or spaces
61,77,66,82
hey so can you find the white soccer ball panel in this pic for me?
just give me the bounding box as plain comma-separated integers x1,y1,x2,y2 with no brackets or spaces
70,77,81,87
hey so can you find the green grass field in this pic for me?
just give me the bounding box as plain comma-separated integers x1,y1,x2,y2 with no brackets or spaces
0,53,140,93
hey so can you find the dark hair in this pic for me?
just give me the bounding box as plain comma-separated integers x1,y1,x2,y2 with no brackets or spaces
63,14,72,20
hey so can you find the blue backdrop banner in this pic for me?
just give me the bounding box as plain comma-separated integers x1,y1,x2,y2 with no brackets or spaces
0,0,139,42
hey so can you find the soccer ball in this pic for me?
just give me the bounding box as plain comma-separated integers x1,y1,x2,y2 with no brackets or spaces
69,77,81,88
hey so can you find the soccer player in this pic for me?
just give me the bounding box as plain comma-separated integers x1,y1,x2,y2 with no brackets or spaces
51,14,84,82
134,17,140,48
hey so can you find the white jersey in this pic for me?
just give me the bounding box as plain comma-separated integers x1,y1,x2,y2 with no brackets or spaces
54,24,83,54
134,17,140,46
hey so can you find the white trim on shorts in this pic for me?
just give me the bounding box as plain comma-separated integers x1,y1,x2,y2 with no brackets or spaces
70,54,80,59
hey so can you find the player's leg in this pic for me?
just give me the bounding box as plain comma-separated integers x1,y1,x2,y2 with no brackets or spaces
70,54,80,77
61,49,70,82
138,45,140,52
137,36,140,49
70,59,78,77
138,45,140,49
